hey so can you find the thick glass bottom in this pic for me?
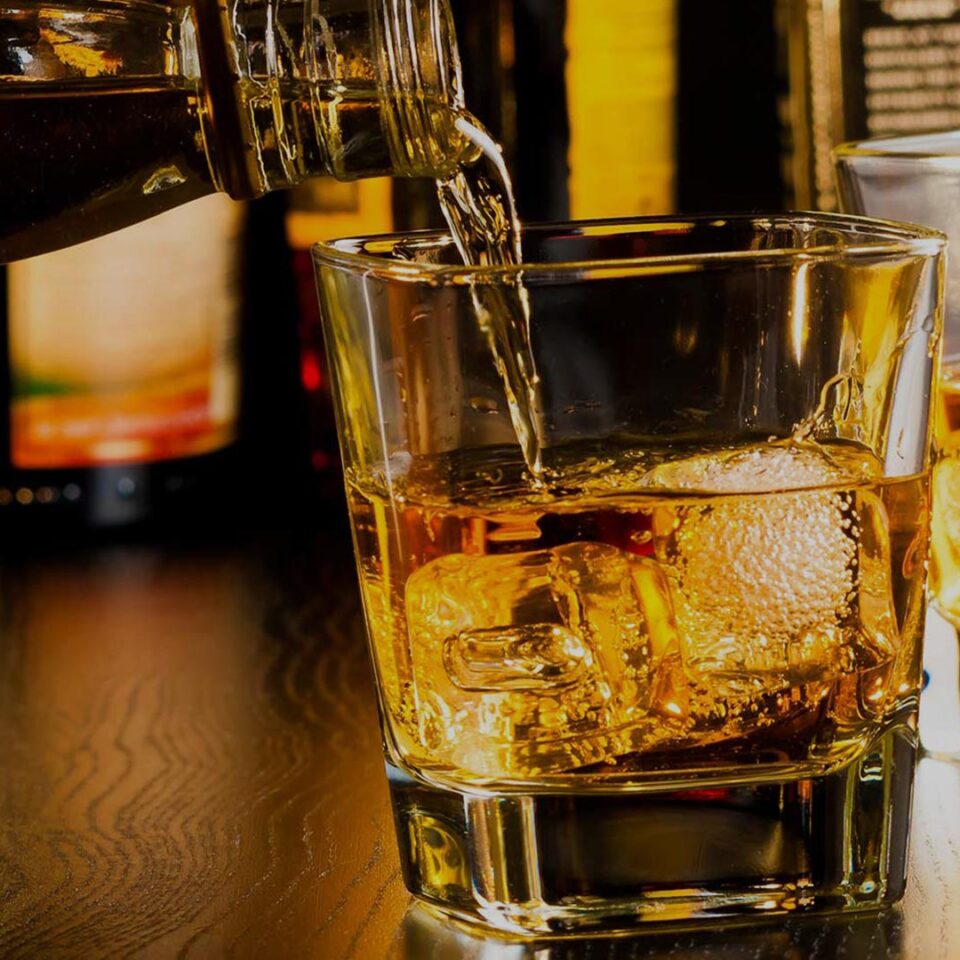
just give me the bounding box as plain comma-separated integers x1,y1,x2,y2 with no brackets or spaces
387,724,917,937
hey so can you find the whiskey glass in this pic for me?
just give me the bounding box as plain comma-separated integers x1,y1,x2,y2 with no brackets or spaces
313,214,943,935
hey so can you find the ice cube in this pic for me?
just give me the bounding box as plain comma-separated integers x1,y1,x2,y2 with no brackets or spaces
404,543,682,778
646,443,849,493
650,446,858,698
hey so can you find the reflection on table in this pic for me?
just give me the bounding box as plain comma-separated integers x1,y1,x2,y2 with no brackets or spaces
395,903,904,959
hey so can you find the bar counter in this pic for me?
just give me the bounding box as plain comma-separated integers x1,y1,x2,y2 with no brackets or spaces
0,520,957,959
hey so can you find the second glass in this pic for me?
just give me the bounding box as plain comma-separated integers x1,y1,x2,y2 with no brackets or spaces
314,215,942,935
836,135,960,630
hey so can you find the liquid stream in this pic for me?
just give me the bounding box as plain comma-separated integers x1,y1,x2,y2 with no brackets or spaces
435,114,544,479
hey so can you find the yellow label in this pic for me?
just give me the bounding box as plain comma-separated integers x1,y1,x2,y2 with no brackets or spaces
565,0,678,218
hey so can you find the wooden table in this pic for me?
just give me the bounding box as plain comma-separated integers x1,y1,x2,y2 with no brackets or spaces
0,525,957,959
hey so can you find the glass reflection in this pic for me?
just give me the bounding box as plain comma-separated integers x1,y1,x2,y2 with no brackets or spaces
392,902,902,959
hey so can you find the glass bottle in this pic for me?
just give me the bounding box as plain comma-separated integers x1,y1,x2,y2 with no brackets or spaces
0,0,465,262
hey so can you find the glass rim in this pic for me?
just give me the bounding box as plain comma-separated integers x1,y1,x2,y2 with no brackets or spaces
835,133,960,167
311,212,945,284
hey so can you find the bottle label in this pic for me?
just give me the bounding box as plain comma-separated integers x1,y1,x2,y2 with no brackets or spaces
850,0,960,139
565,0,678,218
7,194,242,468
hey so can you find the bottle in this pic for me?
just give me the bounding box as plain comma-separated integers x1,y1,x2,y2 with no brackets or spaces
512,0,784,218
779,0,960,210
0,194,245,530
0,0,466,262
391,0,516,232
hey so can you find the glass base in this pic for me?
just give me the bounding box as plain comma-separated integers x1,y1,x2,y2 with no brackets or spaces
387,725,917,937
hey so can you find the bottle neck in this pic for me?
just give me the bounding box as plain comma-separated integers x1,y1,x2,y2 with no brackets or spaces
194,0,466,200
371,0,467,176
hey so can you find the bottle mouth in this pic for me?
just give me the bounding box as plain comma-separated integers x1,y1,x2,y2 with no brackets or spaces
373,0,468,177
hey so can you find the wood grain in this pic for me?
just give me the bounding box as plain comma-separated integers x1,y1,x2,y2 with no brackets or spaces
0,530,956,959
0,533,406,959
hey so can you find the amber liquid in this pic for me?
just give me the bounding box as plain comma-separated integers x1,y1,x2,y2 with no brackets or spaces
931,371,960,624
348,439,926,788
0,82,217,262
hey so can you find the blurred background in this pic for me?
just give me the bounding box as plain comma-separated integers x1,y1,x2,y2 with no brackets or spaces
2,0,958,539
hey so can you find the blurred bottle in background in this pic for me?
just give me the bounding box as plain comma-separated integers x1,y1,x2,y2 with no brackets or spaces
450,0,784,221
510,0,783,219
442,0,680,223
0,195,245,532
564,0,678,218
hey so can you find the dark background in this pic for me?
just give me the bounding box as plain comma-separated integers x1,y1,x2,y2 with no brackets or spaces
497,0,784,220
395,1,784,227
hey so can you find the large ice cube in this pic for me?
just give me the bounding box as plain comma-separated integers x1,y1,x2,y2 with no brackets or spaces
650,446,859,698
647,443,850,493
404,543,683,778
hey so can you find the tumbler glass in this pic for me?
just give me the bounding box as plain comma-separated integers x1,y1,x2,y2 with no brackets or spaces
313,215,943,936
